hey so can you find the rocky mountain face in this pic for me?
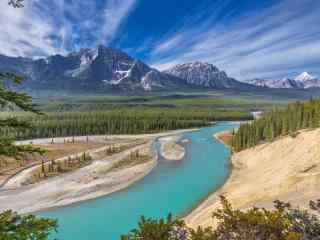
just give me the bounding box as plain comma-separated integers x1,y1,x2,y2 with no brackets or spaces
164,62,252,89
245,72,320,89
0,45,187,92
0,46,254,92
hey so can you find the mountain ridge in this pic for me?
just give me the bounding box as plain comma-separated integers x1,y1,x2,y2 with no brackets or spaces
165,61,253,90
0,46,253,92
244,72,320,89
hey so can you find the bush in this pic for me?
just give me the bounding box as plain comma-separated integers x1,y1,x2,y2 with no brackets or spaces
121,196,320,240
0,210,57,240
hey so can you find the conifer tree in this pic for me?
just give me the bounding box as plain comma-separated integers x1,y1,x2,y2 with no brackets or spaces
0,73,44,158
232,98,320,152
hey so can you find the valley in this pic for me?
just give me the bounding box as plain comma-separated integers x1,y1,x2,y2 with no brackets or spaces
1,1,320,239
1,61,320,239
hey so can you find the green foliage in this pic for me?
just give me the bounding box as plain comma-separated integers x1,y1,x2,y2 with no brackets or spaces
0,107,251,140
0,72,44,158
0,210,57,240
0,73,41,115
34,92,283,112
189,227,215,240
121,197,320,240
232,98,320,151
0,137,44,158
212,197,320,240
121,214,188,240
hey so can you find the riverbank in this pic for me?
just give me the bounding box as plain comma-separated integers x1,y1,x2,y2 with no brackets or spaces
186,128,320,229
213,130,233,147
0,129,194,214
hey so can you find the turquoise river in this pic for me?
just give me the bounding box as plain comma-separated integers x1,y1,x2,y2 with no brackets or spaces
42,122,236,239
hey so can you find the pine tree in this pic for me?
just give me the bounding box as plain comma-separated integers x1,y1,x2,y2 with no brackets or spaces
232,99,320,152
0,73,45,158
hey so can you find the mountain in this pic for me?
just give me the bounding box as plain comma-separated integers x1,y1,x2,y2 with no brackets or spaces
164,62,253,89
244,72,320,89
0,45,187,92
294,72,320,88
0,47,256,92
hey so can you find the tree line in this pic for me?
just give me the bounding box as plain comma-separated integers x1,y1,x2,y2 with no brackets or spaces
232,98,320,152
1,108,251,140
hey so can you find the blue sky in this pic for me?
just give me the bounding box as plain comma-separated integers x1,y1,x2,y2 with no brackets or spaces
1,0,319,80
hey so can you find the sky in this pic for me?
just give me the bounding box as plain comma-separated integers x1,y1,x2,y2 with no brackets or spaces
1,0,319,80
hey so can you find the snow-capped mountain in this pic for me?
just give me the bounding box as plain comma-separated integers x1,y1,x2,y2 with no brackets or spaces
0,45,187,92
164,62,253,89
294,72,316,82
0,49,256,92
244,72,320,89
293,72,320,88
246,78,305,89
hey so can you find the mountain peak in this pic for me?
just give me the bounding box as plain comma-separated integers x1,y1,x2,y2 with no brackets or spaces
165,61,251,89
294,72,316,82
173,61,220,72
0,47,255,92
244,72,320,89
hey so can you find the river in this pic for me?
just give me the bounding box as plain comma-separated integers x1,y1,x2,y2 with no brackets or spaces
42,122,236,239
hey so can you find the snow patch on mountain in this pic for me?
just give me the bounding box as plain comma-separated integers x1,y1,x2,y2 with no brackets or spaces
294,72,316,82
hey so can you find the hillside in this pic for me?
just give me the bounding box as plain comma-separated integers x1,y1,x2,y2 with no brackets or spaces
186,128,320,229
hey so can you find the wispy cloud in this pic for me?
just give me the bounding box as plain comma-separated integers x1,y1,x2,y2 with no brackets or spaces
0,0,137,58
99,0,137,44
151,34,183,55
150,0,320,80
0,0,58,57
1,0,319,80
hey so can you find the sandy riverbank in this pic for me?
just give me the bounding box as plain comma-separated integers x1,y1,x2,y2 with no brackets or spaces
186,128,320,229
213,130,233,147
0,142,155,213
0,129,195,214
159,135,186,161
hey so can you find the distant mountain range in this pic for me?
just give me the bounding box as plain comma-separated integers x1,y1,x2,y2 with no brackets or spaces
244,72,320,89
0,45,252,92
0,45,318,92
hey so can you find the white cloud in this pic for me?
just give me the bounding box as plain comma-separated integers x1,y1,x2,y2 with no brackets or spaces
99,0,137,44
150,0,320,80
0,0,59,57
0,0,137,58
151,34,183,55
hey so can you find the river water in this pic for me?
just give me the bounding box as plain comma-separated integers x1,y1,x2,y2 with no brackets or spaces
43,122,236,240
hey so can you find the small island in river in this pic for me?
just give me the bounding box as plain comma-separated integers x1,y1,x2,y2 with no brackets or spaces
159,135,187,161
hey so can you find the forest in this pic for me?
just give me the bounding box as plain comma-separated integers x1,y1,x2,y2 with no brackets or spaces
1,107,251,140
232,98,320,152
